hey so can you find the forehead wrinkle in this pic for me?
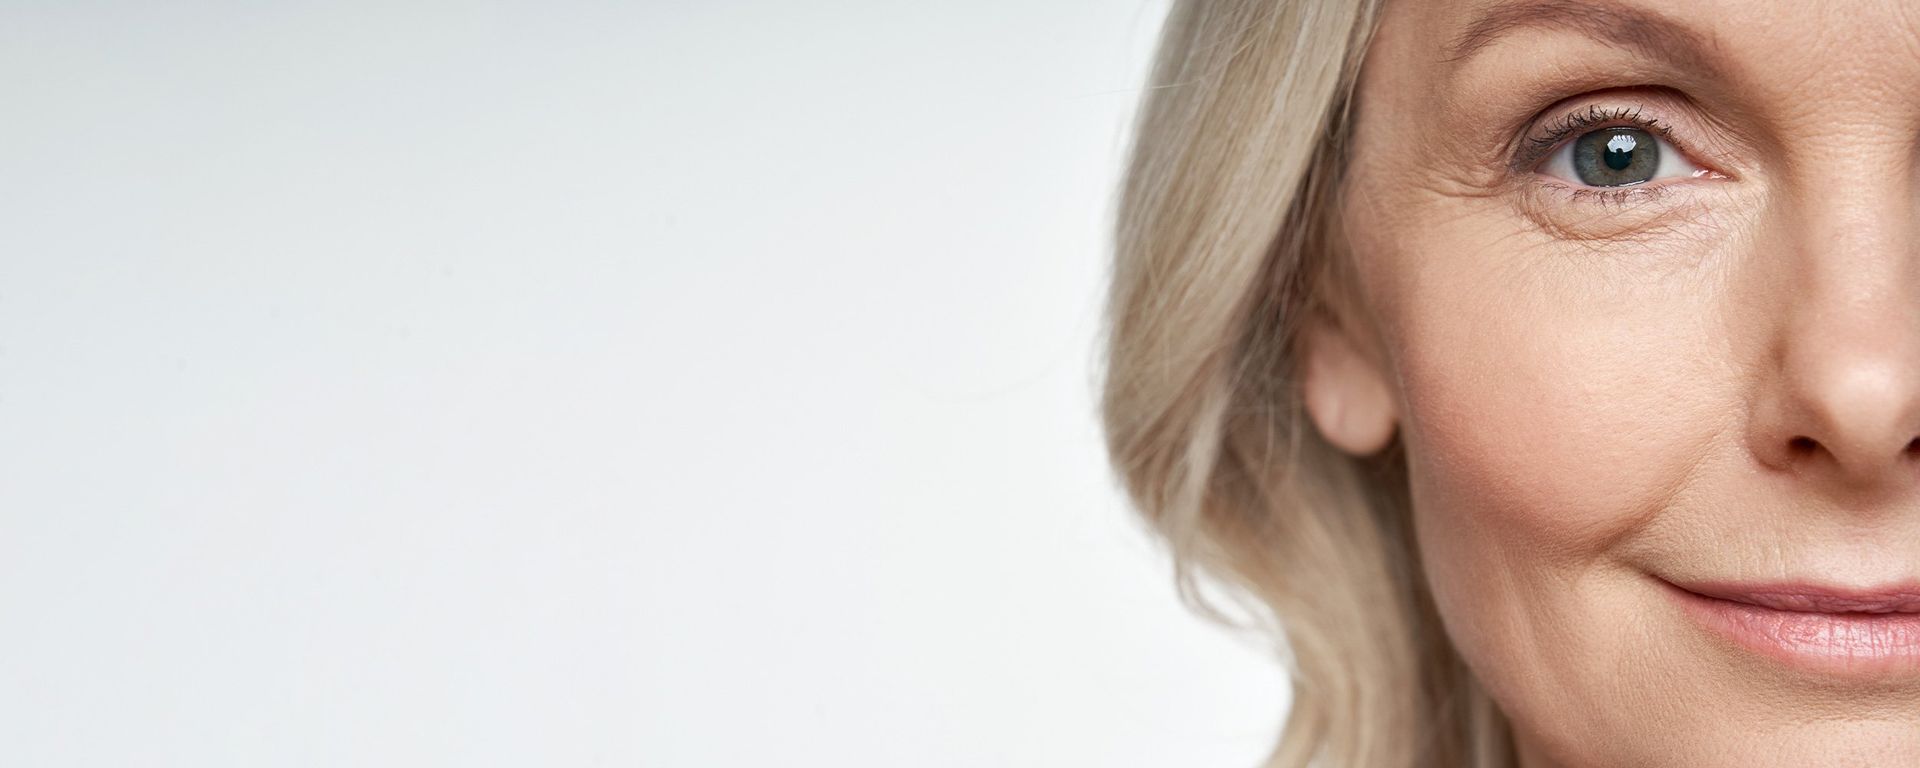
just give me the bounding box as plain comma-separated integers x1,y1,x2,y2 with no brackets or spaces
1441,0,1720,76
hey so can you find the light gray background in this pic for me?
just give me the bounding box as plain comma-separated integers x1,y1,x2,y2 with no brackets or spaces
1,2,1287,765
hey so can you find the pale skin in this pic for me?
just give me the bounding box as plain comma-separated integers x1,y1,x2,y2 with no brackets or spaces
1301,0,1920,765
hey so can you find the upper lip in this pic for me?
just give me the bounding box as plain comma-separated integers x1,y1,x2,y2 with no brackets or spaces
1674,580,1920,614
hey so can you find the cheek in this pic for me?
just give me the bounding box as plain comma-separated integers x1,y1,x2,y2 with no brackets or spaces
1379,246,1734,703
1399,304,1712,561
1370,229,1735,572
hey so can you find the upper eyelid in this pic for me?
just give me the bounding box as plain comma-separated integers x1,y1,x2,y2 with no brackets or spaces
1510,104,1685,173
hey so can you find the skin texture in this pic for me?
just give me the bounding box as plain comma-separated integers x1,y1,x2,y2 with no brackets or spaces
1301,0,1920,765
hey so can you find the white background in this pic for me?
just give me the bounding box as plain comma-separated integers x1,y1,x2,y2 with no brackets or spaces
0,2,1287,765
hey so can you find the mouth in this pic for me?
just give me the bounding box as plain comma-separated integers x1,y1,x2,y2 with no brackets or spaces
1661,577,1920,677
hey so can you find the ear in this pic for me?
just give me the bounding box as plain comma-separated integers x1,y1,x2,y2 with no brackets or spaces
1299,309,1399,456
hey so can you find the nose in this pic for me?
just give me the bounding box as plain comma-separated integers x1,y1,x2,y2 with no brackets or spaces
1746,197,1920,492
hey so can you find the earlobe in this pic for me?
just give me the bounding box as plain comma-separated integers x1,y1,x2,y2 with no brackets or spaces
1299,312,1400,456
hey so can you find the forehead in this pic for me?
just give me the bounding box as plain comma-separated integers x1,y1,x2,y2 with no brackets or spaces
1368,0,1920,112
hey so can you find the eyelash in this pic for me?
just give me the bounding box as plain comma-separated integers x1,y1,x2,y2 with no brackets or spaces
1513,104,1693,204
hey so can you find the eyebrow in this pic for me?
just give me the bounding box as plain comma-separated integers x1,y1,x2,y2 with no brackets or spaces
1443,0,1717,72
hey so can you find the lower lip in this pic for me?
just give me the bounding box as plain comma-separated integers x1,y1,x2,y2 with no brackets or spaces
1666,582,1920,676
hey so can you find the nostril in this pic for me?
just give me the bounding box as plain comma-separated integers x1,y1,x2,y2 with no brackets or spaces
1909,437,1920,456
1788,436,1818,456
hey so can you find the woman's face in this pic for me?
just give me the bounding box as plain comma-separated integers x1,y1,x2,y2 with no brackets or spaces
1317,0,1920,764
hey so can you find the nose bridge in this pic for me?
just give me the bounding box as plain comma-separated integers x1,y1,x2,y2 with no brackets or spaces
1752,157,1920,489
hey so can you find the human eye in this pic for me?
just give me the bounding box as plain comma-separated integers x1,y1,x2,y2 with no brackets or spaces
1520,105,1716,193
1543,124,1699,186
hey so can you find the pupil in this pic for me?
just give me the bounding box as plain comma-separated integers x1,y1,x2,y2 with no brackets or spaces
1603,133,1637,171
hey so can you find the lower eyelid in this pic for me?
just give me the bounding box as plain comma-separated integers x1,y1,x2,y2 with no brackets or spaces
1531,170,1743,243
1528,168,1720,204
1545,182,1675,204
1512,181,1705,242
1519,174,1690,221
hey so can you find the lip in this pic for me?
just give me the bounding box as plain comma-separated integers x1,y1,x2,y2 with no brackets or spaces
1663,578,1920,677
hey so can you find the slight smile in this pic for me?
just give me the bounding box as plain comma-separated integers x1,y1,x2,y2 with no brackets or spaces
1663,577,1920,678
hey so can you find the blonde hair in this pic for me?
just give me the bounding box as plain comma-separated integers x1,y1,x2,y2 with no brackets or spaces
1100,1,1516,766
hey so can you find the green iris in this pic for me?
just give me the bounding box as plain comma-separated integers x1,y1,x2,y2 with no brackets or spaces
1573,127,1658,187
